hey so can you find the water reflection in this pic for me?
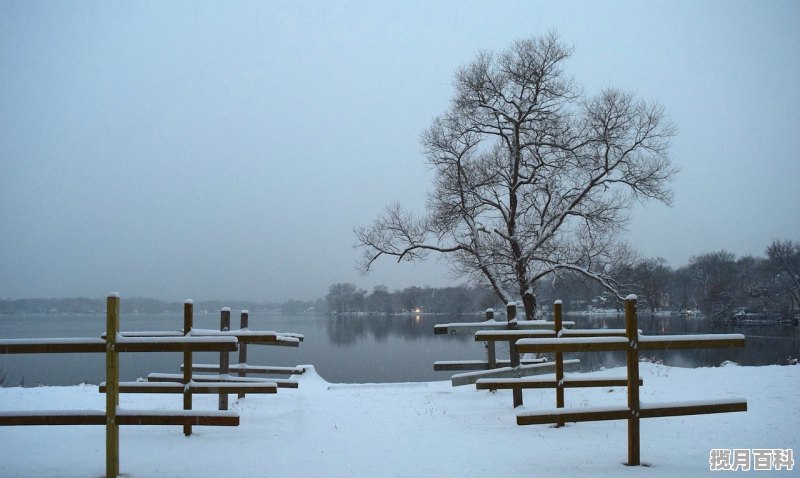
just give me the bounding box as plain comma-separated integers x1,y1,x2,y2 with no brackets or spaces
0,312,797,386
325,314,472,347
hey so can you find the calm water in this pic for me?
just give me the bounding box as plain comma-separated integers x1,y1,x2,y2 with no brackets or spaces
0,312,797,386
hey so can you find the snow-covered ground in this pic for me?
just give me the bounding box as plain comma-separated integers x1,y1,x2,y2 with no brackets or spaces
1,363,797,477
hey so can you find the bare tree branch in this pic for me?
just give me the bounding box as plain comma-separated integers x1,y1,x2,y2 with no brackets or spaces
354,32,676,319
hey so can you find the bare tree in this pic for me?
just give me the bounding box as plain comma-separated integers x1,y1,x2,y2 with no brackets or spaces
355,32,676,319
630,257,672,313
766,239,800,309
687,250,738,317
325,282,366,315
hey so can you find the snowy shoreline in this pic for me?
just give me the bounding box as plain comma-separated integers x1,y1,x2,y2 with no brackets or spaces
1,363,797,477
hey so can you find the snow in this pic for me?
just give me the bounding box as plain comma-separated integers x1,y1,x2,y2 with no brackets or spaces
108,292,120,299
221,307,231,312
118,331,183,337
638,334,745,343
0,338,105,345
115,335,238,344
184,299,193,305
0,409,104,417
519,404,630,417
190,328,276,336
1,364,797,477
441,319,576,331
516,337,629,346
116,408,239,418
516,319,575,327
639,397,748,409
626,294,638,301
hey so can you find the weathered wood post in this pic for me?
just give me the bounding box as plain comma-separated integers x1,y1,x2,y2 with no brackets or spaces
553,300,565,427
625,295,641,466
485,308,496,369
106,293,120,478
219,307,231,410
507,303,523,407
237,310,249,399
183,299,193,437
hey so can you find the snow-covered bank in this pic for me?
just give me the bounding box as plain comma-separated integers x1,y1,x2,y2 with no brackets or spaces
1,363,797,477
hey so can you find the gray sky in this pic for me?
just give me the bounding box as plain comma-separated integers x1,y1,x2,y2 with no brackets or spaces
1,0,798,302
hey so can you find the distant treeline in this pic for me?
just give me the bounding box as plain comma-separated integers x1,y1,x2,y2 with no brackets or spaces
4,240,798,320
326,240,800,320
0,297,324,316
324,283,499,316
556,240,800,320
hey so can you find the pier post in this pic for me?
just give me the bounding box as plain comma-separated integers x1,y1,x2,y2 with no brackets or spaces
238,310,249,399
183,300,193,436
105,293,120,477
219,308,231,410
554,300,565,427
507,303,522,407
485,309,496,369
625,296,641,466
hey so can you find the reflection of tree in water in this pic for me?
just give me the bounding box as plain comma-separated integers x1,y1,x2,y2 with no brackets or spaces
325,316,368,346
325,314,476,347
325,312,798,367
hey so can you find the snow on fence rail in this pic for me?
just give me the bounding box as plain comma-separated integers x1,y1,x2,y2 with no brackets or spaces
435,304,593,408
472,301,640,422
110,306,305,416
174,308,305,408
433,304,578,387
0,295,242,477
513,296,747,466
106,303,304,434
0,294,304,477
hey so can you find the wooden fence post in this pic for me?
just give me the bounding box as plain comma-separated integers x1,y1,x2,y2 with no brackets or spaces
219,308,231,410
485,309,496,369
625,295,641,466
183,299,193,437
106,293,120,478
507,303,522,408
238,310,249,399
554,300,565,427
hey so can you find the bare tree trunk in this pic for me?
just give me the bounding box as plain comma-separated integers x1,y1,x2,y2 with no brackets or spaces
522,290,537,320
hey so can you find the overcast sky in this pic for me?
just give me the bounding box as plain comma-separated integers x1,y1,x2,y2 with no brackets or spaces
1,0,798,302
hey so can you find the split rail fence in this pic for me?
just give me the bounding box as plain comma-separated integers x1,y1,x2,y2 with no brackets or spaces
509,296,747,466
98,300,304,435
0,294,303,477
473,300,640,412
433,304,583,406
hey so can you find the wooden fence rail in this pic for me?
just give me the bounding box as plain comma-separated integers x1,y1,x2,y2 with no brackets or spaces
433,305,581,407
0,294,268,477
107,304,304,434
514,295,747,466
466,301,642,418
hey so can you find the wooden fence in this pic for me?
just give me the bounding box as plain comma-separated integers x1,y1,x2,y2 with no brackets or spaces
473,300,636,412
513,296,747,466
97,301,304,436
0,294,300,477
433,304,584,407
172,307,304,409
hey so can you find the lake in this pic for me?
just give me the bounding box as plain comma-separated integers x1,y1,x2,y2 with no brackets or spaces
0,311,797,386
